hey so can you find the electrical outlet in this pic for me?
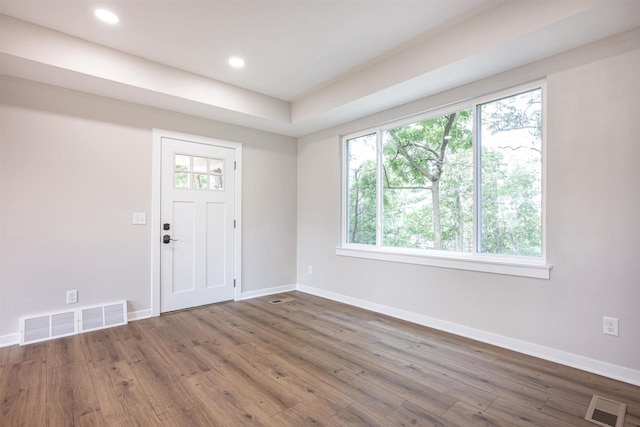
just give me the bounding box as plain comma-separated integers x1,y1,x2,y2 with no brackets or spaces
603,316,618,336
66,290,78,304
308,265,313,274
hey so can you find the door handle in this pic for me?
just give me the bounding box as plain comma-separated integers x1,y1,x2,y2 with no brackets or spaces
163,235,178,244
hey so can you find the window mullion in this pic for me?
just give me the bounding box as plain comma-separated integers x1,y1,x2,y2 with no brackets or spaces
341,138,348,246
473,104,481,254
376,129,383,248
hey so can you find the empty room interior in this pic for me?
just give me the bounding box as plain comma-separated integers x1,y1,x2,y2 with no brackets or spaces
1,0,639,426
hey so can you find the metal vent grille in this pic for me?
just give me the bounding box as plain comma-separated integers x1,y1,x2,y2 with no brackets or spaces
20,301,127,345
52,312,76,336
585,395,626,427
269,297,295,305
80,302,127,333
20,309,77,345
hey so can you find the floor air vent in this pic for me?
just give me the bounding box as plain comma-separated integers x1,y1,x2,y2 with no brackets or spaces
20,301,127,345
585,395,626,427
269,297,295,304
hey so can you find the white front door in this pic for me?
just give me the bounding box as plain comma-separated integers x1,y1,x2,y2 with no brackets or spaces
160,137,236,313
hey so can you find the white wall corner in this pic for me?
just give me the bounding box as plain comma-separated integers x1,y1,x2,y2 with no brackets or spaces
128,309,153,322
295,284,640,387
241,284,297,300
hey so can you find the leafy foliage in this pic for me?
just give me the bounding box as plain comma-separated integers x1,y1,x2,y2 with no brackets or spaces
346,88,542,257
346,136,377,244
382,109,473,250
479,89,542,255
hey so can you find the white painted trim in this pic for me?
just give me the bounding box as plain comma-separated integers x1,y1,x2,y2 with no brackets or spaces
296,284,640,387
0,333,19,348
151,129,243,315
233,147,243,302
151,129,162,317
336,246,551,279
127,309,152,321
241,284,297,300
540,82,548,264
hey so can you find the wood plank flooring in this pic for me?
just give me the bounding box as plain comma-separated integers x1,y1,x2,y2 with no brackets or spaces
1,291,638,426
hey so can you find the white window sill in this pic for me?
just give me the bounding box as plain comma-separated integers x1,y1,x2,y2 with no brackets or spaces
336,246,551,279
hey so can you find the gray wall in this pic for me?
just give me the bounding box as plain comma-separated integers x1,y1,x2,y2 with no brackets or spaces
1,30,637,383
0,76,297,337
297,44,640,372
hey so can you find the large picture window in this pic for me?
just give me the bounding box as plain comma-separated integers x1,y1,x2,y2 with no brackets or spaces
341,84,548,278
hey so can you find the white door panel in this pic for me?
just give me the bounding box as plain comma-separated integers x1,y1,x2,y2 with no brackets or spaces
172,201,195,293
160,137,236,313
206,202,226,288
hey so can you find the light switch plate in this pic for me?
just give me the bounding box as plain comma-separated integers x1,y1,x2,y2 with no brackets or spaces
132,213,146,225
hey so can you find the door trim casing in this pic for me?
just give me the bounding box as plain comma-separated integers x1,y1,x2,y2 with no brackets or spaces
151,129,242,317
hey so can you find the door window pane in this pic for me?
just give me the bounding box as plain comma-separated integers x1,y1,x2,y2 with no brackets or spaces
209,159,224,174
175,173,190,188
175,155,191,171
210,175,224,190
193,174,208,189
193,157,208,173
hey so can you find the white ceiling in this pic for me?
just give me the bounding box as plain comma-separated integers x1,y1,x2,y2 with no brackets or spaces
1,1,639,136
0,0,501,101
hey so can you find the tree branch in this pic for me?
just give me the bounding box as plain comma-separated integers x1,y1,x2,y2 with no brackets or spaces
497,145,542,154
383,164,391,188
411,142,440,159
492,125,539,133
388,129,435,181
384,185,432,191
434,113,456,177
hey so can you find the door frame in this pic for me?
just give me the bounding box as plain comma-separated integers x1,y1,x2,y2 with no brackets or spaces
151,128,242,317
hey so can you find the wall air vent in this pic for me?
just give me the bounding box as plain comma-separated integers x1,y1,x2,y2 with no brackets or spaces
585,395,626,427
19,301,127,346
79,302,127,333
20,309,77,345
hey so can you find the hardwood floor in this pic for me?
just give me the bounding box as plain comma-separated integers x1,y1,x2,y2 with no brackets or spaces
1,291,638,426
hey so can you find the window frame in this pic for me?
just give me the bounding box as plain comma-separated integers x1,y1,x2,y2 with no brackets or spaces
338,81,550,279
173,153,226,191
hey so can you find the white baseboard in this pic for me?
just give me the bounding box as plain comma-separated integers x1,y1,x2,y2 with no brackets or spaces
296,284,640,387
241,284,297,300
128,309,152,321
0,333,19,348
0,308,152,348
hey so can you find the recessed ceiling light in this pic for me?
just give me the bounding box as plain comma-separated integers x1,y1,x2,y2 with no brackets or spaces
228,57,245,68
95,9,119,24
